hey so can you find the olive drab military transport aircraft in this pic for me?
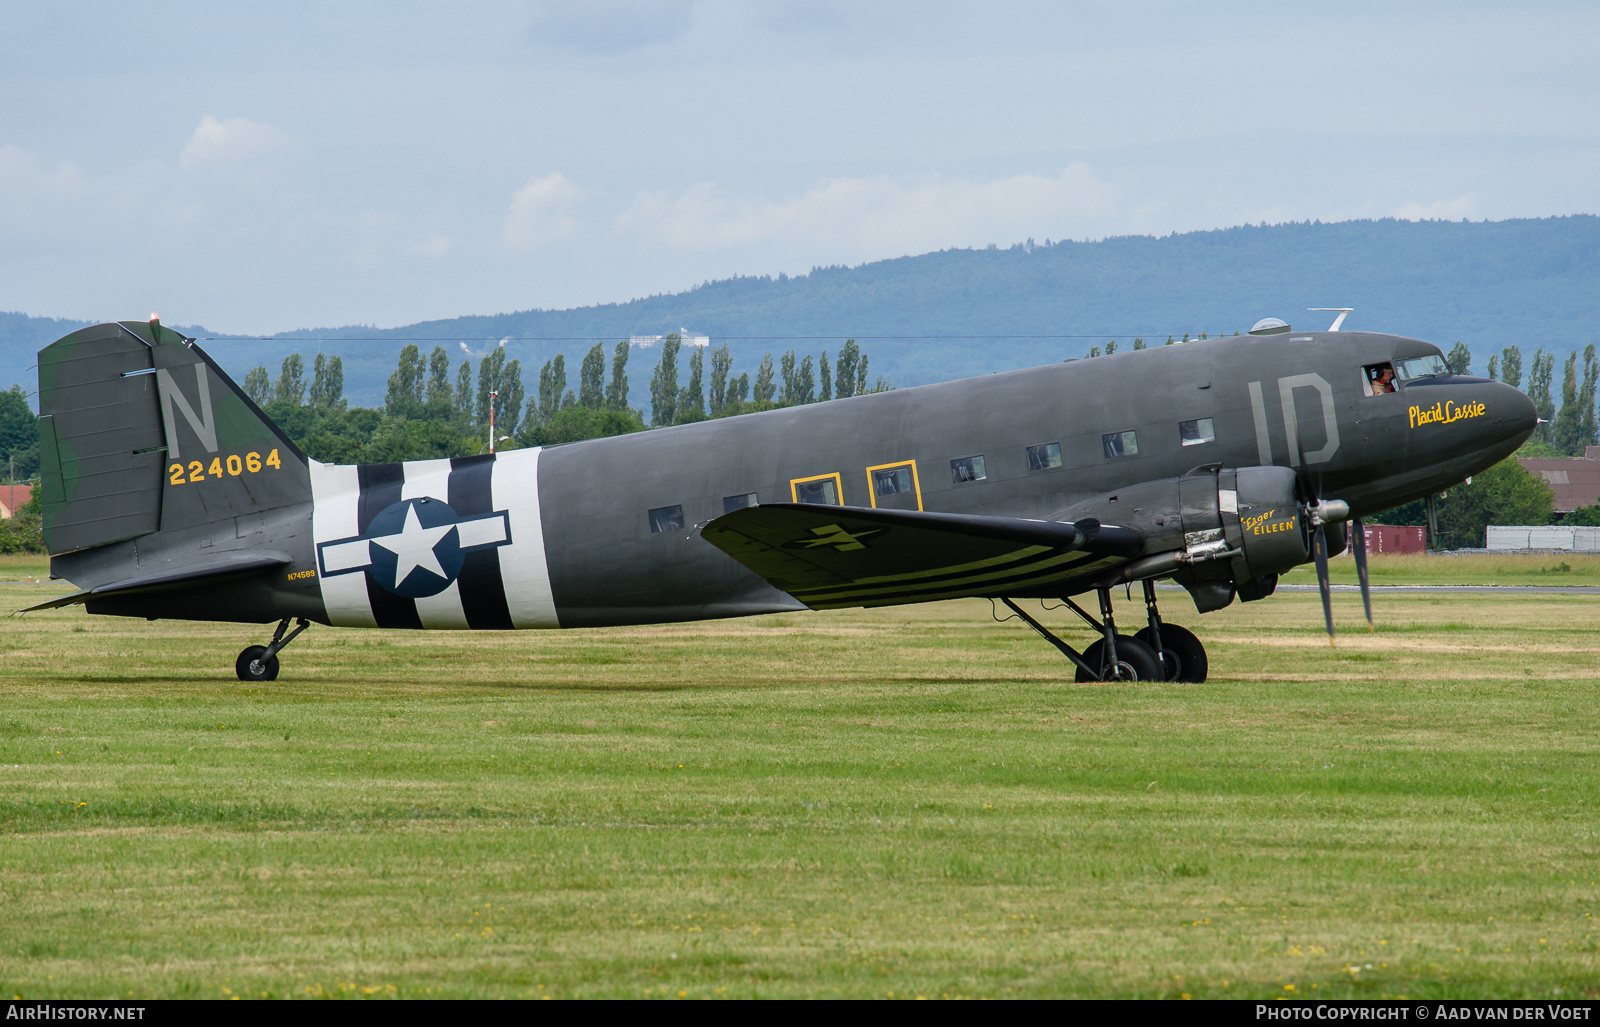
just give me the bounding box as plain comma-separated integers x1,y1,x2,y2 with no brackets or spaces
23,313,1537,683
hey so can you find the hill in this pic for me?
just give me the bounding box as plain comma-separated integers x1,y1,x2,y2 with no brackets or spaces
4,215,1597,408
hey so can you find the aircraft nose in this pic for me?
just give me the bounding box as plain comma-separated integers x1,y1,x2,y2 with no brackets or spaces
1491,379,1538,442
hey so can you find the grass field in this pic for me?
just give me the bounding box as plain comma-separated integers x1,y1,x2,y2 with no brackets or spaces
1,552,1598,999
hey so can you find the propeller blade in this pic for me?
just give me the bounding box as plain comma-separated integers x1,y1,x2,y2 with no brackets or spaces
1314,522,1334,643
1425,494,1440,550
1351,516,1374,631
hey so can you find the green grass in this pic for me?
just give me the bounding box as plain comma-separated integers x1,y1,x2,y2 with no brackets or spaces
1,568,1598,998
1282,551,1600,586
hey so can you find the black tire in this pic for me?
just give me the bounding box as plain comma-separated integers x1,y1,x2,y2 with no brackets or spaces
1074,634,1161,682
1135,623,1208,683
236,645,280,682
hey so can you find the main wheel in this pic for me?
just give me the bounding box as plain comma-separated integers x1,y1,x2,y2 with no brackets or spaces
1135,623,1208,683
1074,634,1161,682
235,645,280,682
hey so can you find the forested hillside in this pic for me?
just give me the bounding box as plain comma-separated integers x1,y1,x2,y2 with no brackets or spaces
3,215,1597,410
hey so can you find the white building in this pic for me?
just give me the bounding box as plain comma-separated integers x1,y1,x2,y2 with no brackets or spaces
1485,525,1600,551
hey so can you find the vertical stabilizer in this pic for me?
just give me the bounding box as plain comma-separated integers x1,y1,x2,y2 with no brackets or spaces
37,321,311,555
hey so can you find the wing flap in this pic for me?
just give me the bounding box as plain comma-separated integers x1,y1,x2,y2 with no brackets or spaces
703,504,1142,609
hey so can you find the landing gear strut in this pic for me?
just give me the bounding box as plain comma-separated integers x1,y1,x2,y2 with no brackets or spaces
1002,583,1207,683
236,617,310,682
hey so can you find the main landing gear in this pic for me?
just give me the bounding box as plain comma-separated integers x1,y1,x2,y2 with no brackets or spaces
235,617,311,682
1002,581,1208,683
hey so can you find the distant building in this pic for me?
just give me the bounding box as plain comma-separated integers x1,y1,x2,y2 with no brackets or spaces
629,331,710,349
1356,524,1426,555
1487,525,1600,552
1516,446,1600,515
0,482,33,520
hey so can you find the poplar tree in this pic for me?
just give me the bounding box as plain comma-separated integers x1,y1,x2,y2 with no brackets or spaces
834,340,859,399
708,344,732,414
455,360,474,419
679,346,706,422
276,354,306,405
578,343,605,410
797,354,816,404
1500,346,1523,390
779,351,797,405
1528,350,1555,443
1445,342,1473,376
426,347,451,405
754,354,775,403
1553,352,1581,454
606,340,629,411
243,366,271,406
649,334,682,427
819,351,832,401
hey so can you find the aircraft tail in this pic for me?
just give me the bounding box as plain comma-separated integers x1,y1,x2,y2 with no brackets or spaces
36,319,312,556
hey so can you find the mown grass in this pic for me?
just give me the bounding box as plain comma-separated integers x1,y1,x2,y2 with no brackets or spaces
0,566,1597,999
1283,551,1600,586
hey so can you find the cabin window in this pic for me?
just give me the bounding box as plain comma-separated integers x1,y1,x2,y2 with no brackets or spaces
1363,362,1398,396
1026,443,1062,471
950,455,986,483
1102,430,1139,459
791,473,842,505
1179,417,1215,446
723,493,758,513
648,505,684,533
872,465,915,497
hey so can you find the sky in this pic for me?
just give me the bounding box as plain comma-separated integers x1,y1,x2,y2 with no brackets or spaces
2,1,1597,334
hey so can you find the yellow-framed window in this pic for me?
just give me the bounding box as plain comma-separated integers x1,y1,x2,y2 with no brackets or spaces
864,459,923,510
790,472,844,505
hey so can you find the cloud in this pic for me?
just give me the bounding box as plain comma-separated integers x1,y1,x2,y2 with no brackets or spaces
179,115,296,172
1395,193,1482,221
614,164,1120,256
406,234,452,259
526,0,694,52
504,172,585,250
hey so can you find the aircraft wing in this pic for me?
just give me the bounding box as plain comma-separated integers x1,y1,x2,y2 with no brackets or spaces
20,551,293,612
702,503,1143,610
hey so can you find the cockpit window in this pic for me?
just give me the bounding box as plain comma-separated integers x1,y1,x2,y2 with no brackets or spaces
1397,355,1449,380
1363,362,1398,396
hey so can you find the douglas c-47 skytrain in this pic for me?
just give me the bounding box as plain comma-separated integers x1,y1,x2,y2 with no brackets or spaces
24,313,1536,683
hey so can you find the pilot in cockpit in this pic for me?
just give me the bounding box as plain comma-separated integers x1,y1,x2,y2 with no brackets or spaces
1366,364,1397,395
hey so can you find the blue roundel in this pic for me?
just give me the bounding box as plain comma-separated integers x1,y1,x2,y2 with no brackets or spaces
364,498,465,598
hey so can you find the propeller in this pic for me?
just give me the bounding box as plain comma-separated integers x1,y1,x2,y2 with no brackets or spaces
1300,478,1353,643
1425,493,1440,551
1350,516,1374,630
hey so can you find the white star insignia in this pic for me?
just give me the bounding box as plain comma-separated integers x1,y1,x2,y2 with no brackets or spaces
369,503,455,585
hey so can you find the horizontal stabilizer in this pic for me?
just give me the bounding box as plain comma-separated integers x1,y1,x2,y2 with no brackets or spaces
21,551,292,612
703,503,1142,610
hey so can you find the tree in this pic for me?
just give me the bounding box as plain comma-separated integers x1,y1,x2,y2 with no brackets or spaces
1445,342,1472,376
1565,504,1600,526
455,359,474,419
0,384,39,481
307,354,345,413
1552,352,1581,454
754,354,775,403
1133,337,1147,350
514,405,647,448
606,340,631,412
796,354,816,405
679,346,705,423
578,343,605,410
1165,335,1175,346
1528,349,1555,443
855,352,869,396
1433,457,1554,547
1580,344,1598,452
1105,340,1118,355
835,340,859,399
779,351,797,405
475,347,522,436
275,354,306,406
1500,346,1523,390
819,351,832,402
1487,354,1499,381
386,344,425,413
243,366,271,406
1087,346,1101,358
649,334,681,427
729,372,750,406
537,354,568,423
708,343,732,415
427,347,451,406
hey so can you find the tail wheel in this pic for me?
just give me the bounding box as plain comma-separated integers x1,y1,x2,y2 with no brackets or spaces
1075,635,1160,682
1135,623,1208,683
235,645,280,682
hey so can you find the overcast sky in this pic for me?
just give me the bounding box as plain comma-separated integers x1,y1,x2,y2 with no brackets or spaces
3,1,1596,334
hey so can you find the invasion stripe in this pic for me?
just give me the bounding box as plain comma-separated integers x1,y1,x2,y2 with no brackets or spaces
358,462,423,629
310,460,376,628
449,454,515,630
799,553,1123,609
401,458,471,630
790,547,1093,603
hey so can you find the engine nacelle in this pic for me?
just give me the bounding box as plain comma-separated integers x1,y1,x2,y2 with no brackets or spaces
1052,465,1335,614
